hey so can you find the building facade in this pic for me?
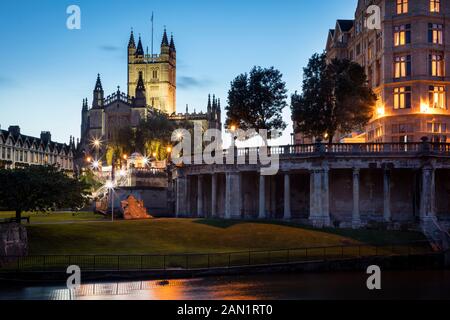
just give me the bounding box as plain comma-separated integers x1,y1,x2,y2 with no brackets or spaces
173,140,450,230
0,126,75,171
296,0,450,144
79,27,222,159
128,29,176,115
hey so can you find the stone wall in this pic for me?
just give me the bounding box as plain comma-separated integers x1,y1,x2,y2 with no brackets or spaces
0,223,28,257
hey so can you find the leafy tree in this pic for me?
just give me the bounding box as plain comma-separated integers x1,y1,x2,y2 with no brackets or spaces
225,66,288,143
291,53,377,143
0,166,90,222
106,110,195,161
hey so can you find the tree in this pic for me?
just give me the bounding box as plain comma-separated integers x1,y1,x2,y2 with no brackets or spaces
107,110,194,161
225,66,288,143
0,166,90,222
291,53,377,143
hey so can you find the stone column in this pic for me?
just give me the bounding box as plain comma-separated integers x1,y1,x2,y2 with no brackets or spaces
383,169,391,222
225,172,242,219
284,173,291,220
197,175,204,218
352,168,361,228
176,175,188,217
259,174,266,219
225,173,232,219
420,167,436,221
309,169,331,228
322,168,330,225
270,177,276,218
211,173,217,218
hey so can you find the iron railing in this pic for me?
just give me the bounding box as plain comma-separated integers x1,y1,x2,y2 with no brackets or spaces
0,241,435,273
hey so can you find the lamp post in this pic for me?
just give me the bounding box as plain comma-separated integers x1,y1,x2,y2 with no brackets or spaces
105,180,115,222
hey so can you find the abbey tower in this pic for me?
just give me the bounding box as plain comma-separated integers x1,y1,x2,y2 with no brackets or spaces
127,29,177,115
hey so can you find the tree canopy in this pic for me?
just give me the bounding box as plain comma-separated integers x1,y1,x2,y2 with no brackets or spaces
106,110,194,162
291,53,377,143
225,66,288,141
0,166,90,221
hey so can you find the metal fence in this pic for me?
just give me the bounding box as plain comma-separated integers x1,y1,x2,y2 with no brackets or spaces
0,241,436,273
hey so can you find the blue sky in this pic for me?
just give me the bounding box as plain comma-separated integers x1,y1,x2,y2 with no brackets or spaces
0,0,357,145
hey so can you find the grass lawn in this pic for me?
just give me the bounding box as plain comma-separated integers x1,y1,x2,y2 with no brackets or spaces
24,216,426,256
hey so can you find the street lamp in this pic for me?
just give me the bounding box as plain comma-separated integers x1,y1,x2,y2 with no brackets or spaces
92,160,100,170
105,180,115,222
229,125,237,148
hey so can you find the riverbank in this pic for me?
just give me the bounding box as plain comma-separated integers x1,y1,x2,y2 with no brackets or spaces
1,258,450,300
0,251,445,284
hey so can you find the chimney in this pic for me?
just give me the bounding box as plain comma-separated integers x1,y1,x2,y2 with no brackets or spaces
40,131,52,143
8,125,21,136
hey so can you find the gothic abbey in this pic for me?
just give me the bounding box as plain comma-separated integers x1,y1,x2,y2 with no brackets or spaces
79,28,222,154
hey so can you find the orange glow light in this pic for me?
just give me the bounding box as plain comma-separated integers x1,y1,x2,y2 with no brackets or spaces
420,101,431,114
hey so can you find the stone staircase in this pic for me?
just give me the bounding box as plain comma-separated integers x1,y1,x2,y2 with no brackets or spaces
422,216,450,251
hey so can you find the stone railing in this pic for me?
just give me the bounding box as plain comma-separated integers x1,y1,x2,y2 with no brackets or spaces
178,139,450,166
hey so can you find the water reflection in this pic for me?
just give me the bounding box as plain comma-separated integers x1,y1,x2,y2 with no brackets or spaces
1,270,450,300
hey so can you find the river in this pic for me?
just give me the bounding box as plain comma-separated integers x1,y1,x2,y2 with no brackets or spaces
1,270,450,300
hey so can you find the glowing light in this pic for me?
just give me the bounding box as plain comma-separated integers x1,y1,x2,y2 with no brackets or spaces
324,133,329,139
105,180,115,189
166,146,172,153
86,157,92,163
143,157,149,165
420,102,430,114
90,137,102,149
92,160,100,169
176,132,183,140
123,154,128,160
152,152,157,158
376,106,385,117
230,125,237,132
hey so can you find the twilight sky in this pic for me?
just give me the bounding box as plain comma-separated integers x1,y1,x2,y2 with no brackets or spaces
0,0,357,145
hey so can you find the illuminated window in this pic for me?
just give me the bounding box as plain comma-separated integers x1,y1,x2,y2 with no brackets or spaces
394,86,411,109
430,53,445,76
429,23,443,44
375,126,383,138
428,122,446,133
429,85,446,109
394,25,411,46
394,55,411,78
397,0,408,14
430,0,441,12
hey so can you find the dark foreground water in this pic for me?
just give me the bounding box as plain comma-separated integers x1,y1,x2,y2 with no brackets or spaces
1,270,450,300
